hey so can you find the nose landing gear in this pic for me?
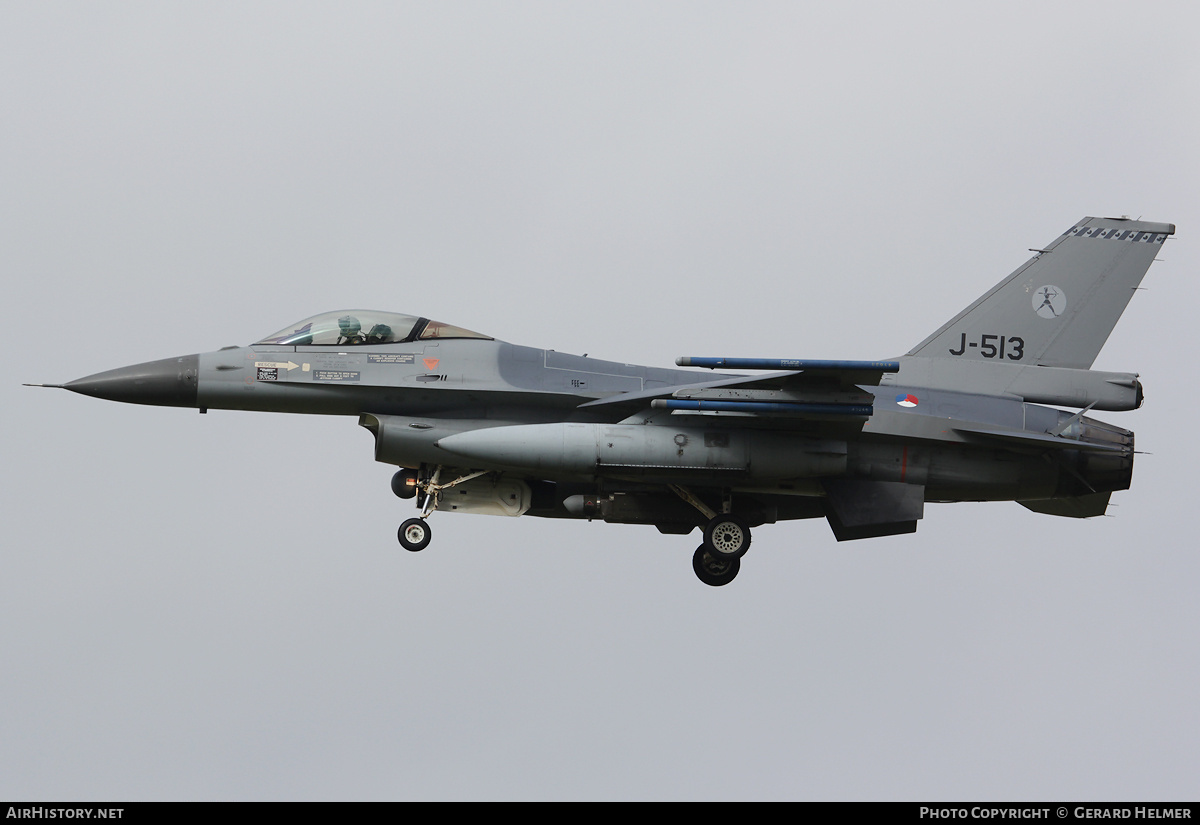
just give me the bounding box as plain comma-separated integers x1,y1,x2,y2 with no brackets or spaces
390,465,488,552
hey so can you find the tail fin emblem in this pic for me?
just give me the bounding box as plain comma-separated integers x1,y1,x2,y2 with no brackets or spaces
1033,285,1066,319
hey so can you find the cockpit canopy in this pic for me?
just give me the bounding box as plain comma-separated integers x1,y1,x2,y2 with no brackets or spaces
256,310,492,346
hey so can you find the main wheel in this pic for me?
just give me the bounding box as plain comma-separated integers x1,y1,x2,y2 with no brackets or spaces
693,545,740,587
703,514,751,560
398,518,432,552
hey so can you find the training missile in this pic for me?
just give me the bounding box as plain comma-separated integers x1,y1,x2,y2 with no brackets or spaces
651,399,872,416
676,357,900,372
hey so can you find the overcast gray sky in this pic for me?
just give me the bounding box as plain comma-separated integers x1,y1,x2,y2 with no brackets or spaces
3,1,1198,801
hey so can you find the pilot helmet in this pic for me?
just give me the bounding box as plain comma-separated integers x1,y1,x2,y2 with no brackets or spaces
338,315,362,337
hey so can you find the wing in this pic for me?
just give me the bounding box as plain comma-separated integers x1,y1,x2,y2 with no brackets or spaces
578,358,898,423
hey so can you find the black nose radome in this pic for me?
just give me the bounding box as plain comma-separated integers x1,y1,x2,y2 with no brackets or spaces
64,354,200,408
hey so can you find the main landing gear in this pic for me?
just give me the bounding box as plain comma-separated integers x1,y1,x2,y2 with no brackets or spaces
691,514,750,586
703,513,751,562
669,485,754,586
693,545,741,586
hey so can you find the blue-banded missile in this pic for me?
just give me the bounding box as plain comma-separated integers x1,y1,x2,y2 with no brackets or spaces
676,357,900,372
651,399,873,416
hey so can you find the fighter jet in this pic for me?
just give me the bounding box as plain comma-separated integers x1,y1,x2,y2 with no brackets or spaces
31,216,1171,585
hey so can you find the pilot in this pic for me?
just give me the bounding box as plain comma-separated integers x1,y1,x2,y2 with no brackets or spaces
337,315,366,345
366,323,393,344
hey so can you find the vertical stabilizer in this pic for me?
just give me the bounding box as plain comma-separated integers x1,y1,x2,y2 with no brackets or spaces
907,217,1172,369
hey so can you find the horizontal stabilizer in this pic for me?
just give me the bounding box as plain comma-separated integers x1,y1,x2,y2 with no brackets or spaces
1019,492,1111,518
953,425,1129,453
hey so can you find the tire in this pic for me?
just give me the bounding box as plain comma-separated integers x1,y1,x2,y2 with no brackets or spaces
692,545,740,587
703,514,751,560
398,517,432,552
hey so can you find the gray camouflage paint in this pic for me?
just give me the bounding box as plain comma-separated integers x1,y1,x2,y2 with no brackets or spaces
46,216,1169,584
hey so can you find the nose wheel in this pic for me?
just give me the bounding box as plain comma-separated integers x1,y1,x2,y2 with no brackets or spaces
398,517,432,552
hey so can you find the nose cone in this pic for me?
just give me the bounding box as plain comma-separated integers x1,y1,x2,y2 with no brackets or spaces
65,354,200,408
